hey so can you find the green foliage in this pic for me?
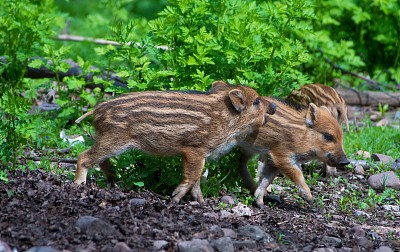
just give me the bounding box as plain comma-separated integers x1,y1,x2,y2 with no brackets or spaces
302,0,400,89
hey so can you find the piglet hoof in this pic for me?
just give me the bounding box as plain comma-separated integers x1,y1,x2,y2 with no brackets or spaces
256,202,265,209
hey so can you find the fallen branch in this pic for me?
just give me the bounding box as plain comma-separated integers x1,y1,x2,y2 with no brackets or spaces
335,85,400,107
27,156,77,164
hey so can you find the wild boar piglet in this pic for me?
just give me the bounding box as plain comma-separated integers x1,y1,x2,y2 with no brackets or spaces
74,81,276,204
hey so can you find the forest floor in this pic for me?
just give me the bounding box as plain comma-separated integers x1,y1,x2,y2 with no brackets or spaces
0,106,399,252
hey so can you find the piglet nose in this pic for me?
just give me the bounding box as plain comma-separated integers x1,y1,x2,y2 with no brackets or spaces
339,159,350,166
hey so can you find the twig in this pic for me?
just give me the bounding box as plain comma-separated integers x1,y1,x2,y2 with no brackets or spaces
55,34,169,50
26,156,77,163
319,49,382,87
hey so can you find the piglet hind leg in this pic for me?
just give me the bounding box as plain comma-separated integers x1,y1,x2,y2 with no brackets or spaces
171,150,206,204
74,140,121,185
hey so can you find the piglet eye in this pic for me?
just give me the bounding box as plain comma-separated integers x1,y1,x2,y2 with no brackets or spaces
323,132,334,142
253,98,260,106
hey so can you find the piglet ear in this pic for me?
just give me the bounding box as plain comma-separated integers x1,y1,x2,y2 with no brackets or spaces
228,89,246,113
305,103,319,126
211,81,229,91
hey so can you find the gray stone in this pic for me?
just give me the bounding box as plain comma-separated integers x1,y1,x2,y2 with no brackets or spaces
26,247,58,252
178,239,214,252
221,228,237,239
391,161,400,171
368,171,400,190
129,198,146,206
210,237,234,252
203,212,218,219
372,154,395,164
354,165,365,175
312,248,336,252
349,160,370,169
153,240,168,250
354,237,372,249
238,225,272,242
356,150,371,159
321,236,342,246
0,240,12,252
382,205,400,212
349,226,365,238
75,215,122,237
232,203,252,217
374,246,394,252
219,196,235,205
220,210,232,219
232,240,257,250
113,242,133,252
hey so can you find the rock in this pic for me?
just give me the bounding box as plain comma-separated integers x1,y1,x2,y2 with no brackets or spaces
374,246,394,252
232,240,257,250
238,225,272,242
113,242,133,252
356,150,371,159
219,195,235,206
0,240,12,252
321,236,342,246
220,210,233,219
349,160,370,169
264,194,282,204
354,165,365,175
210,237,234,252
354,237,373,249
232,203,252,217
391,161,400,171
376,118,390,126
371,154,395,164
153,240,168,250
349,226,366,238
382,205,400,212
368,171,400,190
75,215,122,237
178,239,214,252
203,212,219,219
355,210,370,217
129,198,146,206
25,247,58,252
312,248,336,252
221,228,237,239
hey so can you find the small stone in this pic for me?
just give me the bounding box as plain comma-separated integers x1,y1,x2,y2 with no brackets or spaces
232,203,252,217
220,210,233,219
354,165,365,175
349,226,365,238
75,215,122,237
312,248,336,252
221,228,237,239
349,160,370,169
374,246,394,252
368,171,400,190
25,247,58,252
210,237,234,252
356,150,371,159
321,236,342,246
382,205,400,212
376,118,390,126
153,240,168,250
354,236,372,249
355,210,370,217
113,242,133,252
264,194,282,204
238,225,272,242
232,240,257,250
129,198,146,206
0,240,12,252
391,161,400,171
178,239,214,252
371,154,395,164
203,212,219,219
219,195,235,205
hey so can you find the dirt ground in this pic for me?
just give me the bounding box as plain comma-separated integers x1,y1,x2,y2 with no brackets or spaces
0,167,399,252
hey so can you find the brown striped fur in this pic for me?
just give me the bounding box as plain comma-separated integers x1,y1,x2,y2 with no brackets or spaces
287,84,349,131
236,97,349,208
74,81,276,204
